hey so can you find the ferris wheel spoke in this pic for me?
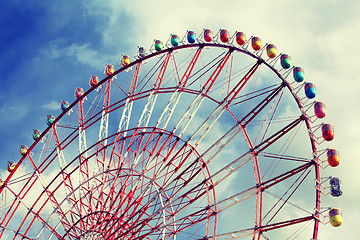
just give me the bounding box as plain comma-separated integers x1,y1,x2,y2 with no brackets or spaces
2,180,70,240
98,130,183,235
238,84,285,128
127,185,216,238
109,128,180,189
88,131,154,229
111,158,216,238
155,88,183,130
201,49,233,95
173,50,233,138
173,93,205,138
99,140,194,237
107,182,176,238
222,60,262,106
187,60,262,148
204,215,314,240
0,224,35,240
52,124,68,170
52,124,83,219
262,167,313,226
251,115,305,154
126,153,252,234
88,77,114,229
230,84,280,108
95,133,135,214
156,47,203,130
1,32,335,239
0,152,78,239
118,98,134,135
94,78,111,178
137,52,172,128
70,156,135,232
117,62,141,135
137,205,213,239
180,47,203,88
121,154,314,238
42,129,90,238
138,91,159,128
1,189,52,239
107,121,250,237
214,162,314,217
96,67,144,212
47,169,118,239
101,134,164,221
77,98,93,233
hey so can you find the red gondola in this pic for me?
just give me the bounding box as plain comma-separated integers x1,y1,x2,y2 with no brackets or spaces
204,29,213,42
322,124,334,141
220,29,230,43
89,75,99,88
75,87,84,99
314,102,326,118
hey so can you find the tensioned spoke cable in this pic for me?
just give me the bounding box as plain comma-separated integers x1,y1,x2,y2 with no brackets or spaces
266,121,304,181
286,219,313,240
264,190,313,216
186,51,227,87
263,167,312,224
137,53,167,92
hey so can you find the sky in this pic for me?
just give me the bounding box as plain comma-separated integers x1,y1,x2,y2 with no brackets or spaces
0,0,359,239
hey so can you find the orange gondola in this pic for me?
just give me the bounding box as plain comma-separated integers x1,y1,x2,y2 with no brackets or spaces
236,32,246,46
327,149,340,167
251,37,262,51
121,55,131,66
104,64,115,76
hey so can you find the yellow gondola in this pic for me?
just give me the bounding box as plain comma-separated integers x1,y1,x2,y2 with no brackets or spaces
329,208,343,227
20,145,28,156
266,44,277,58
8,161,16,172
121,55,131,66
251,37,262,51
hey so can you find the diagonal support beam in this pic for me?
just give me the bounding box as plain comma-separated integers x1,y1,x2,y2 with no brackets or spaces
251,115,305,154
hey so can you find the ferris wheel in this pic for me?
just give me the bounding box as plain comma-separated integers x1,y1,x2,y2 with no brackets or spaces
0,28,343,240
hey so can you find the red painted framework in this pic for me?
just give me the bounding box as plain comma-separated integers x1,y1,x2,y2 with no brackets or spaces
0,43,320,239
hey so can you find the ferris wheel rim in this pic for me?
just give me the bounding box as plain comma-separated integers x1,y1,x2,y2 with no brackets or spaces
1,39,324,239
2,42,314,175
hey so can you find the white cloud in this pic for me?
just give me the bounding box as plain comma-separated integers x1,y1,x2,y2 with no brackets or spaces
0,103,28,121
3,0,360,238
43,40,117,68
42,100,60,110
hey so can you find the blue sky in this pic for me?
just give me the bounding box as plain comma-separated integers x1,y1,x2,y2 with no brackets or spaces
0,0,359,239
